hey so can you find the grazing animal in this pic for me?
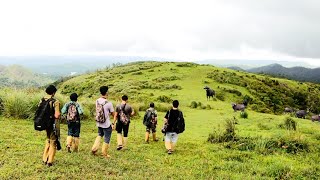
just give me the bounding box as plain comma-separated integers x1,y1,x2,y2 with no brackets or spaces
232,103,246,112
204,86,215,100
311,115,320,122
284,107,293,113
296,110,308,119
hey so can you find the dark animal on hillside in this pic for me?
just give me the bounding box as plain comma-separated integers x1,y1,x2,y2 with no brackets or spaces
311,115,320,122
232,103,246,112
296,110,308,119
204,86,215,100
284,107,293,113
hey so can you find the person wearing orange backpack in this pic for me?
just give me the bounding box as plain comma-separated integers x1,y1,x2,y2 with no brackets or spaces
91,86,115,158
113,95,134,150
61,93,84,153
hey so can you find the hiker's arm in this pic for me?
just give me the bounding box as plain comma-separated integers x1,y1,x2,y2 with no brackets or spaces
61,103,67,114
54,101,61,119
77,104,84,115
130,107,135,116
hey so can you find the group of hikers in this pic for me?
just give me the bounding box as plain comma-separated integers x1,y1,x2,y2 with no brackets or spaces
35,85,185,167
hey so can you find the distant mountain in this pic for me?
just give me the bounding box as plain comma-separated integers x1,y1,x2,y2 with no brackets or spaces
198,59,313,69
247,64,320,83
0,65,56,88
227,66,246,71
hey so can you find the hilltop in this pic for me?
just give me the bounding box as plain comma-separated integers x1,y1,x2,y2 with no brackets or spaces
0,64,56,88
56,61,320,115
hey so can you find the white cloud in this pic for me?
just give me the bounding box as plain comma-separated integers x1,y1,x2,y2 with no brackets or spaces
0,0,320,66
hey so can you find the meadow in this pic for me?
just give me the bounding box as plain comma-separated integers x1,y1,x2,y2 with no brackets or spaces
1,61,320,179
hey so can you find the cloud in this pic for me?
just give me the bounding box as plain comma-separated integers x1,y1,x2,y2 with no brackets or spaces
0,0,319,64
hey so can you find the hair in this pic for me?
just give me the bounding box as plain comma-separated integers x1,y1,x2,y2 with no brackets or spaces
45,85,57,95
100,86,108,95
172,100,179,108
70,93,78,101
122,95,128,101
150,102,155,108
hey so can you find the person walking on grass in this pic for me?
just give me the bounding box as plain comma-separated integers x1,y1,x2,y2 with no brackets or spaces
91,86,115,158
163,100,185,155
113,95,134,150
61,93,84,153
143,102,158,143
41,85,61,166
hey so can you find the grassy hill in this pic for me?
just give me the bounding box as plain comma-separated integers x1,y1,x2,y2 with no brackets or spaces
1,61,320,179
0,65,56,88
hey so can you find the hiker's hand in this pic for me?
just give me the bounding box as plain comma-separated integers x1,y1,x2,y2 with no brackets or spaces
112,124,115,130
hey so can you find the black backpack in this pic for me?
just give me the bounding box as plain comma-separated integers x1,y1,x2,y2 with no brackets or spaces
174,110,185,134
34,98,55,131
143,110,156,126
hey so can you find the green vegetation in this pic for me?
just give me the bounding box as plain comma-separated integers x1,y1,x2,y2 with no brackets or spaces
1,61,320,179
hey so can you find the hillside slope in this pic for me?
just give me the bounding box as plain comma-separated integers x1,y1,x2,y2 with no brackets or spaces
0,65,56,88
56,61,320,115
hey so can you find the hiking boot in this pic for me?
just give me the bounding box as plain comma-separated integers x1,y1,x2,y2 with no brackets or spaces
117,145,123,151
167,149,172,155
67,145,71,153
47,163,53,167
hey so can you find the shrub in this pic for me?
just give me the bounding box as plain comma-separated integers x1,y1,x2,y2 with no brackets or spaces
156,95,173,103
240,111,248,119
215,92,225,101
279,117,297,131
190,101,198,108
208,117,238,143
206,104,212,110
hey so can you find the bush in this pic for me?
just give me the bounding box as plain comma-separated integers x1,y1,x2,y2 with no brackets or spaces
240,111,248,119
190,101,198,108
279,117,297,131
208,117,238,143
215,92,225,101
156,95,173,103
206,104,212,110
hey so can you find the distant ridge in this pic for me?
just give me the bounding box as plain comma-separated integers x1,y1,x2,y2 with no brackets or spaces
247,63,320,83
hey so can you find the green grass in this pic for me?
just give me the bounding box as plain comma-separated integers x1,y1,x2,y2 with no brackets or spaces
1,108,320,179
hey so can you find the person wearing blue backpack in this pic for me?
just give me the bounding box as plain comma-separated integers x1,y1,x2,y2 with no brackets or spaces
61,93,84,153
163,100,185,155
143,102,158,143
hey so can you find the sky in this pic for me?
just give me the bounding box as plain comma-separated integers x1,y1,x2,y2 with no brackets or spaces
0,0,320,66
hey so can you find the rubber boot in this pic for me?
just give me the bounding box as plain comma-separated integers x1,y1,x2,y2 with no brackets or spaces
102,143,111,158
123,137,128,150
116,134,123,150
145,132,150,143
66,136,73,153
47,140,57,166
165,141,172,154
91,136,101,155
152,133,158,142
42,140,50,163
73,137,80,152
171,142,176,152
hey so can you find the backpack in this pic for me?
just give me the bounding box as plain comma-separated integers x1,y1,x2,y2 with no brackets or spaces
143,110,156,126
96,100,108,123
176,111,185,134
118,104,129,125
34,98,55,131
66,103,79,122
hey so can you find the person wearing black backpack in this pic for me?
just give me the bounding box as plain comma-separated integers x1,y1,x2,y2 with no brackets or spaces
61,93,84,153
143,102,158,143
163,100,185,155
40,85,61,166
113,95,134,150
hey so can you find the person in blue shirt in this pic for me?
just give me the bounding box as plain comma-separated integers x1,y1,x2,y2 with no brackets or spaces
61,93,84,153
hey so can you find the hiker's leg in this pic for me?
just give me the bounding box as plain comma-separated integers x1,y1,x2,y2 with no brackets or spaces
42,139,50,163
116,123,123,150
164,132,172,153
47,130,57,166
66,122,74,153
170,133,179,152
152,126,158,141
122,124,129,149
102,126,112,158
72,122,80,152
145,127,150,143
91,127,103,155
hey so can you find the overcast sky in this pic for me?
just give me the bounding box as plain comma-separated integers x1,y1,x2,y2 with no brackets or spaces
0,0,320,66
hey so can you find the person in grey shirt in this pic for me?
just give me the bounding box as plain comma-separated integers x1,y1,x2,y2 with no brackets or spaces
91,86,115,158
113,95,134,150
